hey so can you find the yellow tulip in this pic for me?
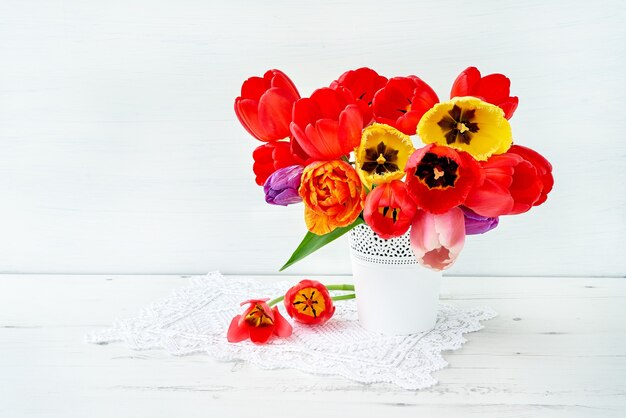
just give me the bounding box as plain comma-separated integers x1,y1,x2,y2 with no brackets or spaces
417,97,512,161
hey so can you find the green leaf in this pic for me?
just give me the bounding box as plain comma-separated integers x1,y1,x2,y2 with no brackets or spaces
279,217,364,271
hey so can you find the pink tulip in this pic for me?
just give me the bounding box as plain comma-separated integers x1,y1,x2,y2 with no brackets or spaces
410,207,466,271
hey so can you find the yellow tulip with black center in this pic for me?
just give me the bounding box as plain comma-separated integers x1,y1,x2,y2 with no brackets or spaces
417,97,512,161
355,123,415,189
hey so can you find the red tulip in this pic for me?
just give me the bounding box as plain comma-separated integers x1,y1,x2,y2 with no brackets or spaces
235,69,300,142
405,144,480,214
330,67,388,125
508,145,553,206
290,87,364,161
450,67,518,119
363,180,417,239
464,151,543,217
410,207,466,271
372,76,439,135
284,280,335,325
252,141,305,186
227,298,292,344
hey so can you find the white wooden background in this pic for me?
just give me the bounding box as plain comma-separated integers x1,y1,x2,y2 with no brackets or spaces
0,0,624,276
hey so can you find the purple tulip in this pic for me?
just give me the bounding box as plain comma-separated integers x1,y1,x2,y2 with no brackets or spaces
461,207,499,235
263,165,304,206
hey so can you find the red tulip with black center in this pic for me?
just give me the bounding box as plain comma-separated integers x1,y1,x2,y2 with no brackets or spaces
364,180,418,239
372,76,439,135
284,280,335,325
405,144,481,214
330,67,388,125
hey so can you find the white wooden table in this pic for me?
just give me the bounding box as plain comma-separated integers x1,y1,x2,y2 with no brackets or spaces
1,274,625,417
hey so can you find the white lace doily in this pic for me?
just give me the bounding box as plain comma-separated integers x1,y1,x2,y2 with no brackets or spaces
86,271,496,390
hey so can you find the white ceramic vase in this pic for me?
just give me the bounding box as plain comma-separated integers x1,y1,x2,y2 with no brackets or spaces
349,224,441,335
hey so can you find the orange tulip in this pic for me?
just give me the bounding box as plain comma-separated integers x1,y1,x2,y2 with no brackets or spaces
298,160,365,235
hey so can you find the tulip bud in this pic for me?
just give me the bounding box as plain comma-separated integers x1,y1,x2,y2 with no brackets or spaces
263,165,304,206
461,207,499,235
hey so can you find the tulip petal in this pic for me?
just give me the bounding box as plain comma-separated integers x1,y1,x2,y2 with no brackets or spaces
304,206,333,235
476,74,511,104
271,307,293,336
464,178,514,218
235,98,267,141
248,324,274,344
307,120,343,160
226,315,249,343
291,122,321,162
338,105,364,152
411,210,439,256
258,87,296,140
411,77,440,118
241,76,269,101
268,69,300,101
292,97,322,129
313,87,349,119
507,160,542,214
450,67,481,98
435,207,466,257
498,97,519,120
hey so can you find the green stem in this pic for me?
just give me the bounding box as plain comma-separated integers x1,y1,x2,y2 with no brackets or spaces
266,284,355,307
267,295,284,307
325,284,355,291
331,293,355,301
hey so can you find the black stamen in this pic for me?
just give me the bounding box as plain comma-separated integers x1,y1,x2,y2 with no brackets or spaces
438,105,479,145
414,153,459,188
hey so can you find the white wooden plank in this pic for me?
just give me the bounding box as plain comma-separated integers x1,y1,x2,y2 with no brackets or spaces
1,274,625,417
0,0,625,276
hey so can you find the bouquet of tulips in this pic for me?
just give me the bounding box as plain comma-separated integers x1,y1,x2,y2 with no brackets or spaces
234,67,553,272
